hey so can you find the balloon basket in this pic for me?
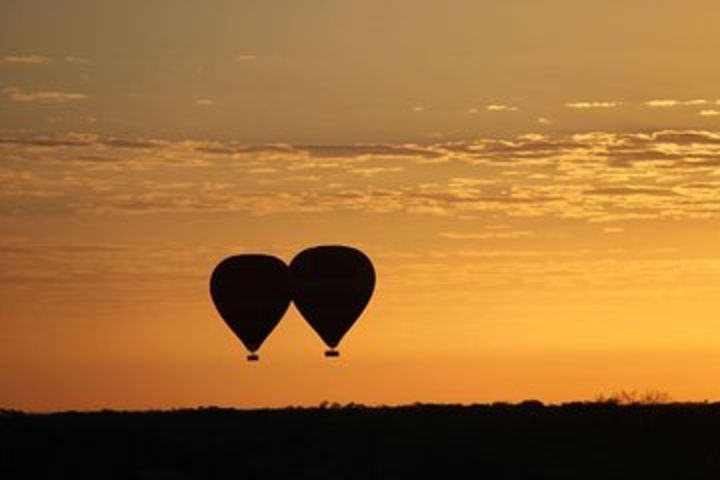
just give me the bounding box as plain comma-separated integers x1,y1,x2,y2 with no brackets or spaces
247,353,259,362
324,349,340,358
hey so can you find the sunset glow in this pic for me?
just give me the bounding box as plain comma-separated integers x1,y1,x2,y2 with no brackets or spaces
3,1,720,410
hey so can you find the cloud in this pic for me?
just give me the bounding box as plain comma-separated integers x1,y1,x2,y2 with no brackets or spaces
2,54,50,64
195,99,215,106
63,56,90,64
438,230,535,240
2,87,88,103
565,101,622,109
236,54,256,62
9,128,720,301
100,137,161,149
451,137,582,162
584,187,678,197
348,166,404,176
645,99,679,107
0,133,211,169
699,110,720,117
0,133,94,148
194,143,295,156
648,130,720,145
486,104,518,112
300,144,442,159
0,240,216,295
645,99,709,107
2,54,90,64
6,129,720,222
0,242,133,256
0,134,161,153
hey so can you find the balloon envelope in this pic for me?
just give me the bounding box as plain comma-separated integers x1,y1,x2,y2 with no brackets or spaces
290,246,375,350
210,255,291,354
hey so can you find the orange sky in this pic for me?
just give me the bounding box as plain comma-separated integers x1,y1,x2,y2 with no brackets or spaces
3,1,720,410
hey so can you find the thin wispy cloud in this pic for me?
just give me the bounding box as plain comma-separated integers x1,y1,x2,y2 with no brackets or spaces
438,230,535,240
486,105,518,112
644,99,708,107
348,166,404,177
2,54,50,64
565,101,622,109
2,54,89,64
645,100,679,107
63,56,90,64
2,87,89,103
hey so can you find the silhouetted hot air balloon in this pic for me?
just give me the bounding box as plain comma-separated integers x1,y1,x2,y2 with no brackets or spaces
290,245,375,357
210,255,291,361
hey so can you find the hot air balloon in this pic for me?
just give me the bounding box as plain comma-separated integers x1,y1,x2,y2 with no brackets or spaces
290,245,375,357
210,255,291,361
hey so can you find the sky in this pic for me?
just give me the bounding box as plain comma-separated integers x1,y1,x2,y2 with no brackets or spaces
3,0,720,411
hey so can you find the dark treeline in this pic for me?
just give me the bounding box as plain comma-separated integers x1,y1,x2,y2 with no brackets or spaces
2,402,720,479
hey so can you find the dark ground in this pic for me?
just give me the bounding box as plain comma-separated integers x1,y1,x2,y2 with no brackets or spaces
2,402,720,479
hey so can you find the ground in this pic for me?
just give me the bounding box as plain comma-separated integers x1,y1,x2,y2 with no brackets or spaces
2,402,720,479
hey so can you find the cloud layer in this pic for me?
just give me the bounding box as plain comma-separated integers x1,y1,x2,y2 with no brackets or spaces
2,129,720,223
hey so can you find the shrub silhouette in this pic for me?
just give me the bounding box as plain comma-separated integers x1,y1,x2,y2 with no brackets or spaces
595,390,672,405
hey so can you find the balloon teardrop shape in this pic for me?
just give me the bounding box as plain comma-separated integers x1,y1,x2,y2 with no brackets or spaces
210,255,291,360
290,245,375,356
